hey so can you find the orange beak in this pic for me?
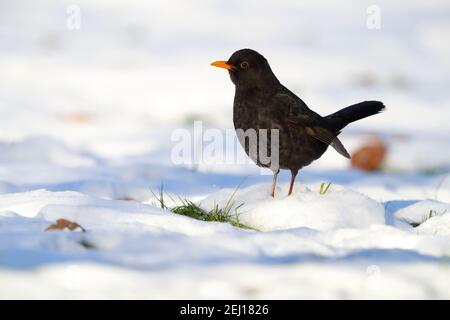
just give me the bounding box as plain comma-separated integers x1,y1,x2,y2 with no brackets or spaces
210,60,237,71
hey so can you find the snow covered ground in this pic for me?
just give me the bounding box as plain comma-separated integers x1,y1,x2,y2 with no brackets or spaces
0,0,450,299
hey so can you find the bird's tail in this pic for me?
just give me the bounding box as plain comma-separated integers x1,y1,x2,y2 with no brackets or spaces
326,101,385,132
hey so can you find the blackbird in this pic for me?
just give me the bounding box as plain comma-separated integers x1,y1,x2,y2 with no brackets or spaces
211,49,385,197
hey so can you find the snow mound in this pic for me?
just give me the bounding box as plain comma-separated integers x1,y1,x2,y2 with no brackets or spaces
393,199,450,235
416,214,450,235
395,200,450,225
0,137,96,167
0,189,96,218
0,189,237,237
201,183,385,231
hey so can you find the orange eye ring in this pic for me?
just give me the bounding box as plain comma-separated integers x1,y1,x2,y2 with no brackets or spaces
240,61,249,69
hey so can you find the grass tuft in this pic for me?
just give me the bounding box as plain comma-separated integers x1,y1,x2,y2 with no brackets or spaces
319,182,332,195
151,183,257,231
411,209,447,228
78,239,97,250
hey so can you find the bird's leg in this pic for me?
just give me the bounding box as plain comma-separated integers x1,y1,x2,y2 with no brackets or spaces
288,169,298,196
271,169,280,198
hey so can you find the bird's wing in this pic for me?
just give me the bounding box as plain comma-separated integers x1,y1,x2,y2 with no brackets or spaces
275,93,351,159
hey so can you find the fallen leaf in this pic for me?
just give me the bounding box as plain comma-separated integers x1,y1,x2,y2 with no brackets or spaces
45,218,86,232
63,111,92,124
351,136,387,171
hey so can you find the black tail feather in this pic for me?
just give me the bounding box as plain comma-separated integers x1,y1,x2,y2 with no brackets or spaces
326,101,385,131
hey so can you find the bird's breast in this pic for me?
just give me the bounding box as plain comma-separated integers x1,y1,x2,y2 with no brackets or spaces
232,95,328,171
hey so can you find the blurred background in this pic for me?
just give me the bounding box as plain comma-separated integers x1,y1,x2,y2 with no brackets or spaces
0,0,449,200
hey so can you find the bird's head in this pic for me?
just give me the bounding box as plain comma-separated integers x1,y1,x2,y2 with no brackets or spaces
211,49,278,89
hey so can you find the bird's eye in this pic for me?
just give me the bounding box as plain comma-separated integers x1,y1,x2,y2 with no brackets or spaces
240,61,249,69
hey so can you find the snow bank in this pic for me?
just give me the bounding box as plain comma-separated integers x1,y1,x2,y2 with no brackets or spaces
416,214,450,235
0,137,96,167
0,188,449,298
0,190,95,218
391,199,450,235
1,261,449,299
0,189,238,237
201,183,385,231
395,199,450,225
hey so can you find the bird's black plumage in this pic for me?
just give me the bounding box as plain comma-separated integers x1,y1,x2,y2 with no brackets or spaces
212,49,385,196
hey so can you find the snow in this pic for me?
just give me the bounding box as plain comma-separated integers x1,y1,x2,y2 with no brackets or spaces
395,200,450,226
0,0,450,299
1,186,450,299
201,184,385,231
394,199,450,235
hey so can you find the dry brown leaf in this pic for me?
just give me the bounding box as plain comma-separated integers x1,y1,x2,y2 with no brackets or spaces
351,136,387,171
63,111,92,124
45,218,86,232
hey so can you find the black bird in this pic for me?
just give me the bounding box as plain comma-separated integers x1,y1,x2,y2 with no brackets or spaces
211,49,384,197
